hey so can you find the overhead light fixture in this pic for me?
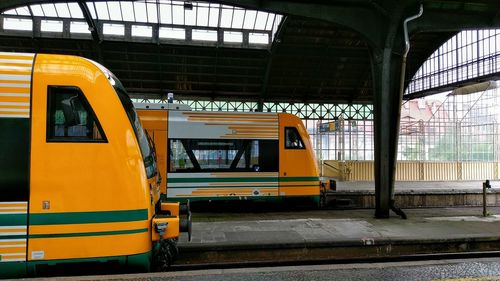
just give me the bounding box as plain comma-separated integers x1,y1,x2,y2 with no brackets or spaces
184,2,193,10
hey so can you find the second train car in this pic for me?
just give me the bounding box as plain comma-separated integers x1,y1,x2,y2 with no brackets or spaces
136,103,321,205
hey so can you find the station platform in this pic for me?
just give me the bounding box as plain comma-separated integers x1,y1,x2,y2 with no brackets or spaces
335,180,500,191
325,180,500,208
177,207,500,266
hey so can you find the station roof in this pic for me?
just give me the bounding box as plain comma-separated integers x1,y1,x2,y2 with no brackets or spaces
0,1,498,104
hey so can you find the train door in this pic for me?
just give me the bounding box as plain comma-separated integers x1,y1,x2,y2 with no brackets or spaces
0,52,34,276
279,114,321,201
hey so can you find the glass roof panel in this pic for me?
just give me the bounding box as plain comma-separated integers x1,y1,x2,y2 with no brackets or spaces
208,4,219,27
107,2,123,21
3,9,17,15
171,4,184,25
231,9,244,29
54,3,71,18
41,4,58,17
254,11,267,30
30,5,44,16
3,1,283,30
158,3,172,24
197,6,209,26
243,10,256,29
67,3,84,19
185,7,196,25
86,3,97,19
146,3,157,23
1,1,283,47
120,2,135,22
133,2,148,23
95,2,110,20
16,7,31,16
266,14,276,30
219,7,232,28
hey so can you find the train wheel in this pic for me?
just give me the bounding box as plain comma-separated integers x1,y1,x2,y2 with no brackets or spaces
154,238,178,271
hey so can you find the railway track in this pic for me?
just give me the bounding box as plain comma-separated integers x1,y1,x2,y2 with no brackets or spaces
169,250,500,272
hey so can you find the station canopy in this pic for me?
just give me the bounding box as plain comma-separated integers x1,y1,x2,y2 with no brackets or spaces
0,1,458,104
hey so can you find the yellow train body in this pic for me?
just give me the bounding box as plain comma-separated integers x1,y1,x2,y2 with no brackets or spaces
137,105,321,204
0,53,184,277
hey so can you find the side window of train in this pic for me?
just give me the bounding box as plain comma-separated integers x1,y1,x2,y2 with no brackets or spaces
46,86,106,142
285,127,305,149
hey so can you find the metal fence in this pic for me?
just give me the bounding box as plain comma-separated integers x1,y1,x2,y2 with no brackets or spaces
399,87,500,162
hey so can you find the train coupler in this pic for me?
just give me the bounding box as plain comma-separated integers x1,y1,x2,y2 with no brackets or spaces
152,215,180,241
154,221,168,236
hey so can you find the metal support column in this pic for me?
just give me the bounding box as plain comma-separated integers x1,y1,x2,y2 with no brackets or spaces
371,46,403,218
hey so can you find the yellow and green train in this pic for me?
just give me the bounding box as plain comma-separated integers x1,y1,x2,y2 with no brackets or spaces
0,52,189,278
136,104,321,205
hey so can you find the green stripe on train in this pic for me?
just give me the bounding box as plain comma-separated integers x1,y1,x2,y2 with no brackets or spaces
0,214,27,226
29,228,148,239
0,235,27,240
167,184,319,189
279,177,320,182
29,209,148,225
169,177,279,183
168,176,319,183
167,184,279,189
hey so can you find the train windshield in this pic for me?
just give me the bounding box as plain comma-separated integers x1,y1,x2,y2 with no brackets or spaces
115,81,158,179
90,60,157,179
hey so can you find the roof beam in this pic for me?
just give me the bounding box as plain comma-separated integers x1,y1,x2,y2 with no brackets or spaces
410,9,500,33
77,0,100,42
258,16,288,110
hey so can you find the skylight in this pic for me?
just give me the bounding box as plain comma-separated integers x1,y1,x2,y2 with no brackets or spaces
103,23,124,36
1,1,284,47
41,20,63,32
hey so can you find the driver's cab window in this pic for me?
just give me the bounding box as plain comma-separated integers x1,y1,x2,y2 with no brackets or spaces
47,86,106,142
285,127,305,149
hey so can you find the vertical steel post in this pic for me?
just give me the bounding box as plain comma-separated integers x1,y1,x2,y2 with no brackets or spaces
483,179,491,217
371,47,402,218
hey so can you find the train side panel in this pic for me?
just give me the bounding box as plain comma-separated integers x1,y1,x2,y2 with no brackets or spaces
165,110,280,201
27,55,152,269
